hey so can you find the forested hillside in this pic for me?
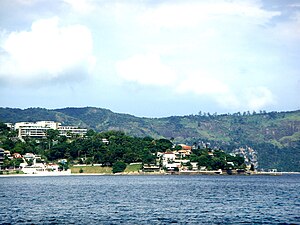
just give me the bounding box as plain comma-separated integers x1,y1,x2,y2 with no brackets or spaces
0,107,299,171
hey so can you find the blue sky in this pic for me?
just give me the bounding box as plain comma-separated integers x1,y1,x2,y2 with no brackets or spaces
0,0,299,117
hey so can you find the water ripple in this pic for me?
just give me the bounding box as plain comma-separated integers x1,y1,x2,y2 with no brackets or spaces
0,175,299,224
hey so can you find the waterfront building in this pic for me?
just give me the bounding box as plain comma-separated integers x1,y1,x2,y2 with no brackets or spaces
161,152,176,167
0,148,4,170
142,164,160,172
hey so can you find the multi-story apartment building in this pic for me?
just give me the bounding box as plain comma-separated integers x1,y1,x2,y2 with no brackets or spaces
13,121,87,138
58,126,88,137
15,121,61,138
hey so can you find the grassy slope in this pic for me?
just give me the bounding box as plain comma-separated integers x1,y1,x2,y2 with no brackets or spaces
71,166,112,174
71,164,141,174
124,164,142,173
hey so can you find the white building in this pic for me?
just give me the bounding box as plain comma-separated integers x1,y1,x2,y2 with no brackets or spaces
15,121,60,138
13,121,87,138
58,126,87,137
4,123,14,129
15,121,60,130
20,153,70,175
161,152,176,167
165,163,181,171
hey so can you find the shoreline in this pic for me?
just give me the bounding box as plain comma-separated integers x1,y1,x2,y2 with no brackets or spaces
1,171,299,177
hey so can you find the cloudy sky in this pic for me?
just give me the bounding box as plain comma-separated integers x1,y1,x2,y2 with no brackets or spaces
0,0,299,117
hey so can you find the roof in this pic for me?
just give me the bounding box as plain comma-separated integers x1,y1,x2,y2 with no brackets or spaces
178,144,192,150
13,153,22,158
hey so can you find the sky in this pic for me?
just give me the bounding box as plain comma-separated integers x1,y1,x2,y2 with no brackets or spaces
0,0,299,117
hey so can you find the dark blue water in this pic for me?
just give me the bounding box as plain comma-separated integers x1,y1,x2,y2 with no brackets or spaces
0,175,299,224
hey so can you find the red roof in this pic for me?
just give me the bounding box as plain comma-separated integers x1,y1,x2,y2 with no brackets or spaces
13,153,22,158
181,145,192,150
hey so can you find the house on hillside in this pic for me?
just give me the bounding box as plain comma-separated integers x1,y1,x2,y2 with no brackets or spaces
177,150,191,158
102,139,109,144
4,150,12,160
178,144,192,151
13,153,22,159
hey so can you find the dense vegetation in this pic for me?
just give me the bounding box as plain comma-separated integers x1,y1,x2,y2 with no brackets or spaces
0,107,299,171
190,148,245,171
0,124,246,173
0,124,168,172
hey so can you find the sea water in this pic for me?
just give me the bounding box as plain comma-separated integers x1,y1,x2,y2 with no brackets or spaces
0,175,299,224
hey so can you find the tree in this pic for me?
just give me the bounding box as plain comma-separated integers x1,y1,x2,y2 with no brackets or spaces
0,122,10,134
58,161,69,171
185,161,193,170
174,145,182,151
197,154,212,169
211,157,226,170
155,139,173,152
10,158,23,168
25,158,34,166
189,153,198,162
112,161,127,173
86,129,96,137
46,129,60,149
232,155,245,168
142,153,155,165
47,143,68,161
12,142,29,155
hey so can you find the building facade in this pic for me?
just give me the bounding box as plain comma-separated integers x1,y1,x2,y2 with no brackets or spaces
0,148,4,170
12,121,87,138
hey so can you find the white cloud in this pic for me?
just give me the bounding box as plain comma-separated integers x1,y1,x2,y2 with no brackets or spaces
15,0,39,5
63,0,94,14
214,86,276,112
138,1,280,29
176,71,244,110
116,53,177,86
177,71,229,95
0,0,295,116
0,17,95,84
216,92,241,109
272,12,300,40
289,4,300,8
245,86,276,110
175,69,275,111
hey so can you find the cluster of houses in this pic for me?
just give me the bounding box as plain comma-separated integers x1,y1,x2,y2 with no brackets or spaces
143,144,209,173
0,148,70,175
233,146,258,170
0,121,257,174
143,143,256,174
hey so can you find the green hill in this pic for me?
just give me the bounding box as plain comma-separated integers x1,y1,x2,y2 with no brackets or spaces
0,107,299,171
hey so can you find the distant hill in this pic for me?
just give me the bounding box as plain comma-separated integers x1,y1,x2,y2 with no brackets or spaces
0,107,299,171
